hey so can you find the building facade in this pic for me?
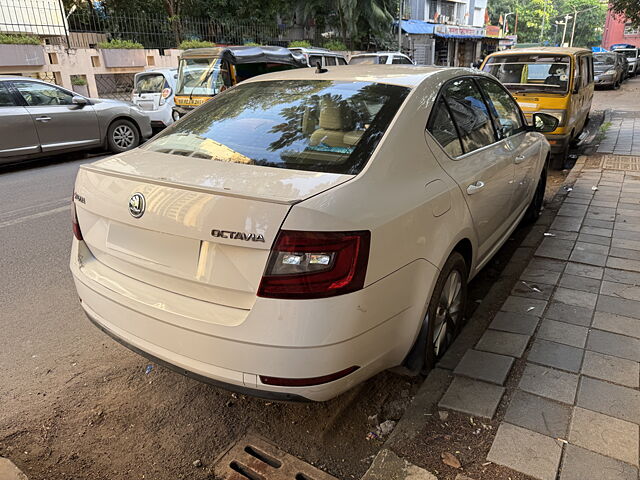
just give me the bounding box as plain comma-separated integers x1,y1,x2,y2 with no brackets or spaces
403,0,489,66
601,10,640,49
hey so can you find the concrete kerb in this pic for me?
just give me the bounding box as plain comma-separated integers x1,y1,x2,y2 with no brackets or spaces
363,158,587,479
0,458,28,480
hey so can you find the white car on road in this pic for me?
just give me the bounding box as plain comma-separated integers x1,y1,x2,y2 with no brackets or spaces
70,65,555,401
131,68,178,129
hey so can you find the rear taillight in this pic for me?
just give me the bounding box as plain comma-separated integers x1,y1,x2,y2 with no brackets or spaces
72,197,83,241
257,230,370,299
159,87,172,106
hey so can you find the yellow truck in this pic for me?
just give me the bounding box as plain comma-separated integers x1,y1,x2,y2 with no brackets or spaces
172,45,306,120
482,47,594,168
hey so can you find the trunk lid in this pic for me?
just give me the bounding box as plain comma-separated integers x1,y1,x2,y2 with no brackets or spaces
75,149,352,311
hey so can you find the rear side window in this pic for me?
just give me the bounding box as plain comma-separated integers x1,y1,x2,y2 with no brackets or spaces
325,56,337,66
349,56,376,65
427,97,463,157
135,74,166,93
145,80,410,175
0,83,16,106
441,78,496,154
378,55,389,64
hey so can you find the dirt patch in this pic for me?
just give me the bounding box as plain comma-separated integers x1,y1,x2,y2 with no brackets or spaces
0,357,424,480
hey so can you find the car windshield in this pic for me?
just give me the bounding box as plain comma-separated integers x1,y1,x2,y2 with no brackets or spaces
483,54,571,94
619,50,638,59
594,54,616,65
175,57,224,96
349,56,377,65
135,74,165,93
145,80,409,174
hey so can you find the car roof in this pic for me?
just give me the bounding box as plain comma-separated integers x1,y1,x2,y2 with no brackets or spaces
289,47,343,55
489,47,591,56
0,75,39,81
351,52,406,56
242,64,477,88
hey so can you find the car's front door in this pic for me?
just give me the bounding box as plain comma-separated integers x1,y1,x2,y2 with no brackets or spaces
477,77,541,217
11,80,101,153
426,77,515,264
0,82,41,160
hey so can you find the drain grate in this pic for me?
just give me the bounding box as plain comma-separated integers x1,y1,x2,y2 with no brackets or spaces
601,154,640,171
212,434,338,480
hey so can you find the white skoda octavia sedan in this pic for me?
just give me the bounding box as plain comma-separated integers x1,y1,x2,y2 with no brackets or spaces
70,65,557,401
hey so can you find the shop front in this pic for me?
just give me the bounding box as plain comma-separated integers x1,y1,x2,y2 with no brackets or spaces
433,24,485,67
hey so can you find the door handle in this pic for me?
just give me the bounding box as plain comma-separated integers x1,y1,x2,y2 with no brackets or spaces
35,116,51,122
466,181,485,195
514,155,527,164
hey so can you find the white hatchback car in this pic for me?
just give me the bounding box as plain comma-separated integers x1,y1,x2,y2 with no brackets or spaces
71,65,556,401
349,52,414,65
131,68,178,129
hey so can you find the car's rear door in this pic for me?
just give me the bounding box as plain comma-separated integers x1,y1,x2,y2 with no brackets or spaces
477,77,540,216
426,77,515,264
12,80,101,153
0,81,41,160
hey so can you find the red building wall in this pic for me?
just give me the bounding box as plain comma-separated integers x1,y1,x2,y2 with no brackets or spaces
602,9,640,49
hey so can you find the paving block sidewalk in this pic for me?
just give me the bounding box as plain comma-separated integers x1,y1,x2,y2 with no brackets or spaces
597,110,640,156
437,166,640,480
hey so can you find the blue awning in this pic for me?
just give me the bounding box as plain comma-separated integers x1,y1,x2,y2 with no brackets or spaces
398,19,435,35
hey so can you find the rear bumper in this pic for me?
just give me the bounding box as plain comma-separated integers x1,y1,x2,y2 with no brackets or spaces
70,239,433,401
142,106,173,128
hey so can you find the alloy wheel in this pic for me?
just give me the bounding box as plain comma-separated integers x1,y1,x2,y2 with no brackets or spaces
113,125,135,149
431,270,464,358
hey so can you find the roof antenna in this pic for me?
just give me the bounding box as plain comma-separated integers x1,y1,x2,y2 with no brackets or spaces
315,61,328,73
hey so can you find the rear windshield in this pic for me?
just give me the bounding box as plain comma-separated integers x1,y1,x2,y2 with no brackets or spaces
145,80,409,174
349,56,378,65
483,54,571,94
594,54,617,65
135,74,166,93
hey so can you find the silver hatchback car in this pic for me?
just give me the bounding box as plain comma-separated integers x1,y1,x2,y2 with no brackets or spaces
0,76,152,164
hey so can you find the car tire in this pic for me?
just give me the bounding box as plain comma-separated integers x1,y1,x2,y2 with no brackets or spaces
107,119,140,153
524,164,547,223
422,252,468,373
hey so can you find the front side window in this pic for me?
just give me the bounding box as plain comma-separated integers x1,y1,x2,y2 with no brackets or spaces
0,83,16,107
441,78,496,154
426,96,463,157
145,80,410,175
13,81,73,106
483,54,571,94
477,78,524,139
337,57,347,65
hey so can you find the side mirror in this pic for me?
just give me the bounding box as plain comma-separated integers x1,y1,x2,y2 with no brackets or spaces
532,112,559,133
72,96,88,106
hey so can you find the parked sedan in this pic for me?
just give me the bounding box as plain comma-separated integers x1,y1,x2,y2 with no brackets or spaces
593,52,625,89
70,65,555,401
0,76,152,165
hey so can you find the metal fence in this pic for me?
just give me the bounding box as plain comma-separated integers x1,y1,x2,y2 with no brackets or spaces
0,0,322,50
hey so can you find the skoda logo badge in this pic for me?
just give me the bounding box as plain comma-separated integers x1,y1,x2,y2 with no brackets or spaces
129,192,146,218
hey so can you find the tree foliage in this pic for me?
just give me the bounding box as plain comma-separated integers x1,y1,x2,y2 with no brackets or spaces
487,0,606,46
609,0,640,27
